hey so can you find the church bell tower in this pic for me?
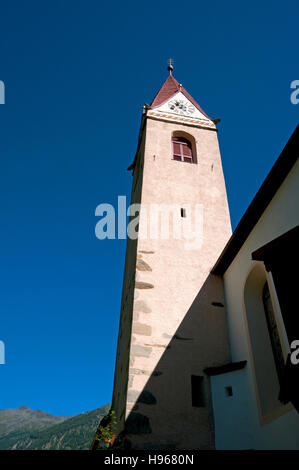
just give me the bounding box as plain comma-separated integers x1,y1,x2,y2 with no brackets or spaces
111,64,232,450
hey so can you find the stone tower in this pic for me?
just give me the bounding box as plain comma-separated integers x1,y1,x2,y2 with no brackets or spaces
111,66,232,450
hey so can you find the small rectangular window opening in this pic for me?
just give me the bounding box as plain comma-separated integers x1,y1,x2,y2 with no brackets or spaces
191,375,205,407
225,386,233,397
181,208,186,218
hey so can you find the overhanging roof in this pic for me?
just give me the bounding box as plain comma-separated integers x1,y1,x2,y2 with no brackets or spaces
204,361,247,376
212,124,299,275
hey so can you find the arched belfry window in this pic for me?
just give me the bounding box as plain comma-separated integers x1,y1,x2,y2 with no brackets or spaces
172,136,193,163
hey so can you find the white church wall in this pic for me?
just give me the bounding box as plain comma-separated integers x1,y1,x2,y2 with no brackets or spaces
210,368,255,449
218,159,299,449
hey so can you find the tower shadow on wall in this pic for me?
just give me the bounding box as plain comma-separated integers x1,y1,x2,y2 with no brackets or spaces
124,272,231,450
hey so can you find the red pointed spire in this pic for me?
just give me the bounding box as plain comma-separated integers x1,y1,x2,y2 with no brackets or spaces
150,73,181,108
150,65,211,120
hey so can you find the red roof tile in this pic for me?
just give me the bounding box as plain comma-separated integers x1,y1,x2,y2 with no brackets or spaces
150,72,211,120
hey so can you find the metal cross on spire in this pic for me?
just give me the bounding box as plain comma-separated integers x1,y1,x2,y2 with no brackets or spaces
167,58,174,73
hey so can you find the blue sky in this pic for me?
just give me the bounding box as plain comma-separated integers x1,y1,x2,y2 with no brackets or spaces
0,0,298,416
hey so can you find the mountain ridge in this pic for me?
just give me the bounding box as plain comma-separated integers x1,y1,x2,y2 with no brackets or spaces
0,404,109,450
0,405,70,437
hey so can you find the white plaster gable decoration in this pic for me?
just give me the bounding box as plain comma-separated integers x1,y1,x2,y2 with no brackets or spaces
155,92,212,122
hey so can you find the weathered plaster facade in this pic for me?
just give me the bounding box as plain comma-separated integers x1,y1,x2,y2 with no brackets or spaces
111,72,232,449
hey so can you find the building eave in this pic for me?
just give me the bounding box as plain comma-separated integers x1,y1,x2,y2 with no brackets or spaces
212,124,299,276
204,360,247,376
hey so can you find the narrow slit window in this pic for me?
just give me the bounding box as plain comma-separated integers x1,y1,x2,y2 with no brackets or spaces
191,375,205,407
181,208,186,218
225,386,233,397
